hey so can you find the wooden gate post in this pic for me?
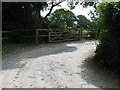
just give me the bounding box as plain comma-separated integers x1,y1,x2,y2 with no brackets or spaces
36,29,39,44
78,30,81,40
79,29,83,40
48,28,50,43
81,30,83,39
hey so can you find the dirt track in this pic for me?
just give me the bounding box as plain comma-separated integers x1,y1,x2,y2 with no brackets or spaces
2,40,120,88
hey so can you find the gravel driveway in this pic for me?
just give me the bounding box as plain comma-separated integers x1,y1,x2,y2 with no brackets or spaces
2,40,120,88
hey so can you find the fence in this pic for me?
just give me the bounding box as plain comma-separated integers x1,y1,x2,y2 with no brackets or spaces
2,29,97,44
36,28,82,44
2,29,36,44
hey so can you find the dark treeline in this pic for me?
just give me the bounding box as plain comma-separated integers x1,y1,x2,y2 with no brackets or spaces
2,2,48,43
2,2,47,30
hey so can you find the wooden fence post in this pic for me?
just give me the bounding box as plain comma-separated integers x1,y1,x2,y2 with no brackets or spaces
80,29,83,40
48,28,50,43
79,30,81,40
36,29,39,44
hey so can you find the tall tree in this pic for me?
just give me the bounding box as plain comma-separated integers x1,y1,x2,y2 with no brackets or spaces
77,15,91,28
48,9,77,28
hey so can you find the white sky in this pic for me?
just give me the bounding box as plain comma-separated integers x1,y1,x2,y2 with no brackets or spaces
41,1,94,20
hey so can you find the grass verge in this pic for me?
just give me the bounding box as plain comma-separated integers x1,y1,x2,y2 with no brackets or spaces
2,43,35,56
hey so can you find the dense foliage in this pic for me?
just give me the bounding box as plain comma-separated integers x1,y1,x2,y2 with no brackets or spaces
48,9,91,29
2,2,47,43
94,2,120,71
77,15,91,28
48,9,77,28
2,2,47,30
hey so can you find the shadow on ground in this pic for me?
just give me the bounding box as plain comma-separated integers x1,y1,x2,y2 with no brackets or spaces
80,57,120,88
2,41,80,70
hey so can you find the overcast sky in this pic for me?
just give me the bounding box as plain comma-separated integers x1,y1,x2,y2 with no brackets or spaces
41,1,94,20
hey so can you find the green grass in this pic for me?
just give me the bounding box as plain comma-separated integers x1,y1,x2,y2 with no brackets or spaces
2,43,35,55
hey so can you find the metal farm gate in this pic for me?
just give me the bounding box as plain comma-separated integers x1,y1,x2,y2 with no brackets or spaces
36,28,82,44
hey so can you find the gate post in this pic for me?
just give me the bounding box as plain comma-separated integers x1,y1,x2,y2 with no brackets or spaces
79,29,83,40
48,28,50,43
36,29,39,44
80,29,83,39
79,30,81,40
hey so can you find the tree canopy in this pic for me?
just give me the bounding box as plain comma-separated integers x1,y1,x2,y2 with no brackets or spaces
48,9,77,28
77,15,91,28
47,9,92,29
2,2,48,30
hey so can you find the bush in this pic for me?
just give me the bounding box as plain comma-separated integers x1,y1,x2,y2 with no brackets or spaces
94,2,120,71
